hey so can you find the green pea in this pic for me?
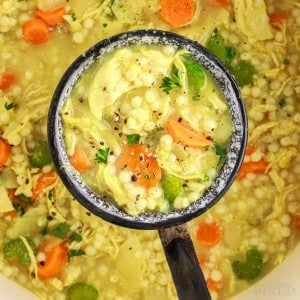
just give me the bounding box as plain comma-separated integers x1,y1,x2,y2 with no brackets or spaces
29,140,52,167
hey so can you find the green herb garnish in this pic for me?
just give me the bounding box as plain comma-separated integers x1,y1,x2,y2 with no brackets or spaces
70,232,83,242
12,202,25,216
160,66,181,94
94,148,110,164
50,222,70,240
68,249,85,260
20,194,30,203
214,143,227,160
4,102,14,110
127,134,140,145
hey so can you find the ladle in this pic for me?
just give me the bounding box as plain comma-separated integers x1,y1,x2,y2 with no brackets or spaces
48,30,247,300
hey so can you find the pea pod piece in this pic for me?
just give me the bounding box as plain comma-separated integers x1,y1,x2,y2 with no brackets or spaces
231,248,263,280
29,140,52,167
66,282,99,300
161,174,182,203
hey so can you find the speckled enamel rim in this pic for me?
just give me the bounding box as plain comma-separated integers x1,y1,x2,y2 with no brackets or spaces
48,30,247,229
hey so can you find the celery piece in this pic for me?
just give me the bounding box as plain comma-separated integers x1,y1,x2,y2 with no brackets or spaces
66,282,99,300
161,174,182,203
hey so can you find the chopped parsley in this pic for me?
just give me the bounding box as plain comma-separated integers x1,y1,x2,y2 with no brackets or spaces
278,98,286,107
20,193,30,203
70,232,83,242
50,222,70,240
68,249,85,260
127,134,140,145
71,13,77,21
4,102,14,110
94,148,110,164
160,65,181,94
214,143,227,163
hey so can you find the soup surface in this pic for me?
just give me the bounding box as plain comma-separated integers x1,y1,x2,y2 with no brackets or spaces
62,44,232,215
0,0,299,299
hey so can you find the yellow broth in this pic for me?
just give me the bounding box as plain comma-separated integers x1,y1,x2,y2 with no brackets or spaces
0,0,299,299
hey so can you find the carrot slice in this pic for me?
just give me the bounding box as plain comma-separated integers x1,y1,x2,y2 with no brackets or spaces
245,145,256,156
206,278,223,291
158,0,196,27
237,159,268,180
31,170,57,200
115,144,162,189
69,146,91,172
294,215,300,228
22,18,50,44
165,115,212,149
0,138,11,170
213,0,230,9
36,7,65,26
0,71,16,91
269,11,288,28
196,222,222,247
37,242,68,279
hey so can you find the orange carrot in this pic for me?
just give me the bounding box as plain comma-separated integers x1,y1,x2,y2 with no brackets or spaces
269,11,288,29
206,278,223,291
69,146,91,172
165,115,212,149
37,242,68,279
213,0,230,9
0,71,16,91
36,7,65,26
196,222,222,247
294,215,300,228
22,18,50,44
245,145,256,156
31,171,57,200
158,0,196,27
0,138,11,170
237,158,268,180
115,144,162,189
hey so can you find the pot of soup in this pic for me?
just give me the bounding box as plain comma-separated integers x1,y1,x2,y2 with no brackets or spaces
0,0,299,299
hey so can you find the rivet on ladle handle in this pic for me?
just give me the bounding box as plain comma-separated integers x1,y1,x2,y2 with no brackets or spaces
159,223,211,300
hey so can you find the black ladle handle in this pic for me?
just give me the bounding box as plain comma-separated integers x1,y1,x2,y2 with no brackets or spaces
158,224,211,300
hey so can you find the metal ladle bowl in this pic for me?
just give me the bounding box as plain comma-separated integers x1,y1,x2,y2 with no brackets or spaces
48,30,247,300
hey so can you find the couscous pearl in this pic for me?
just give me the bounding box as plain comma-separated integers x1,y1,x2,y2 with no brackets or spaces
281,226,291,237
281,214,291,226
210,270,223,282
131,96,142,108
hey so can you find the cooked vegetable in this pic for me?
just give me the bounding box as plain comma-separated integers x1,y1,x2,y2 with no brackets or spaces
29,140,52,168
3,237,36,266
37,242,68,279
68,249,85,260
214,143,227,162
127,134,140,145
165,115,212,148
36,7,66,26
213,0,230,9
0,138,11,170
69,146,91,171
50,222,70,240
182,55,206,100
229,60,256,87
22,18,50,44
94,148,110,164
161,174,182,203
269,11,288,28
232,248,263,280
160,65,181,94
196,222,222,247
0,71,16,91
31,171,57,200
115,144,162,189
69,232,82,242
158,0,196,27
237,158,268,180
66,282,99,300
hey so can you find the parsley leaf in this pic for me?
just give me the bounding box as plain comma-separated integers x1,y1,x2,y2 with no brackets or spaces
68,249,85,260
70,232,83,242
4,102,14,110
94,148,110,164
160,66,181,94
127,134,140,145
50,222,70,239
214,144,227,163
